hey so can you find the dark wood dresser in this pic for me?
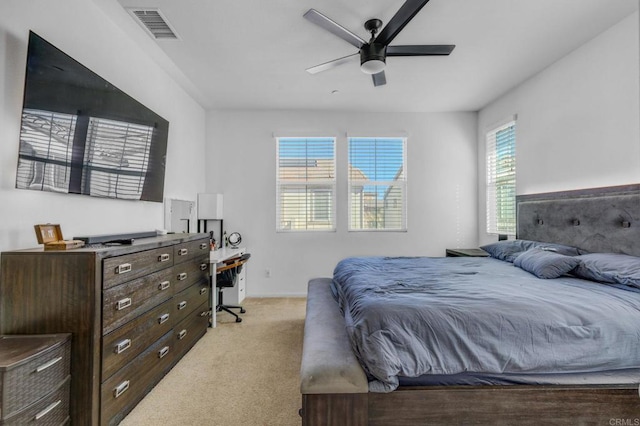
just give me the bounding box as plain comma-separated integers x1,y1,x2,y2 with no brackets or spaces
0,333,71,425
0,234,210,425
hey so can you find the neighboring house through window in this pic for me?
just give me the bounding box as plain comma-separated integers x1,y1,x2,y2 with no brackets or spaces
276,137,336,231
348,137,407,231
486,117,517,235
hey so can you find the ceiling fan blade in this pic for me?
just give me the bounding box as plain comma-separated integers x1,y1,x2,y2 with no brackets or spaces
303,9,366,49
306,53,359,74
372,71,386,87
374,0,431,46
387,45,455,56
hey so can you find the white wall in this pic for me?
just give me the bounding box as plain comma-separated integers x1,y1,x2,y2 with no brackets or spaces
477,12,640,246
0,0,207,251
207,110,478,296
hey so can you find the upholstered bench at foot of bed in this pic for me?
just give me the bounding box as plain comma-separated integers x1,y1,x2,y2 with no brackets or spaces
300,278,369,425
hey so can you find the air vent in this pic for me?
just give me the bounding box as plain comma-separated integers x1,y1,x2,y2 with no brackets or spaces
127,8,180,40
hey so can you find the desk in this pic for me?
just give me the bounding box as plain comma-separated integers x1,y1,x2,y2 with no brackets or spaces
209,247,246,327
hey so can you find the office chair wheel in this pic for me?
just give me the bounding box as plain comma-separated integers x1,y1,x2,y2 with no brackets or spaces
240,308,246,314
235,317,242,323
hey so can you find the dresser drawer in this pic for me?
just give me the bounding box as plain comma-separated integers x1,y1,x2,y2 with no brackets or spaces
102,267,175,335
173,280,210,325
173,239,209,264
1,375,70,425
173,255,210,294
103,247,174,289
173,302,209,360
0,334,71,419
102,298,175,381
101,331,174,425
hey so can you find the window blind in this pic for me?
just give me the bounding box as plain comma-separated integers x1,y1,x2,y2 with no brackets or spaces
84,117,154,200
276,137,336,231
486,120,516,235
348,137,406,231
16,109,76,192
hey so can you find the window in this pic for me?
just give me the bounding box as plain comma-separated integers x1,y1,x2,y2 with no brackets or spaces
16,109,77,192
276,137,336,231
17,109,157,200
486,118,516,235
84,117,154,200
348,137,406,231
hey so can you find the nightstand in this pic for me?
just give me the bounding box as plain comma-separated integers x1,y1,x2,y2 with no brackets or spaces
445,248,490,257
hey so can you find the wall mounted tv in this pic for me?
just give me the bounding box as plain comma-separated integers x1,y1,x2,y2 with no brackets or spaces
15,31,169,202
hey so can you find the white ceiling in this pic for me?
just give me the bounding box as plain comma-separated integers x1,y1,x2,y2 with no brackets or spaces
108,0,638,113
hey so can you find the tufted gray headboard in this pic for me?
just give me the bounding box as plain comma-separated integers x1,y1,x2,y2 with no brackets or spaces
517,184,640,257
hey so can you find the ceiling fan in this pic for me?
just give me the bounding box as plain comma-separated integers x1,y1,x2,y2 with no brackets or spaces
303,0,455,87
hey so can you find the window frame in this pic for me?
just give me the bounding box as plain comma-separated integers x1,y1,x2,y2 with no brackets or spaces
347,136,407,232
275,137,336,232
485,117,517,235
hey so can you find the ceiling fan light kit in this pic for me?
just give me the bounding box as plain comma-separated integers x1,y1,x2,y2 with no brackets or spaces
360,43,387,74
303,0,455,87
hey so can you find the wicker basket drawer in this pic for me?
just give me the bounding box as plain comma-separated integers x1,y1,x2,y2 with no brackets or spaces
103,247,174,289
102,266,176,335
173,302,209,360
1,375,70,425
0,334,71,420
173,280,210,326
173,239,209,264
101,331,174,425
102,298,175,382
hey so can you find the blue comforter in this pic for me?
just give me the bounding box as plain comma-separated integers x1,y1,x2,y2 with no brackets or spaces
332,256,640,392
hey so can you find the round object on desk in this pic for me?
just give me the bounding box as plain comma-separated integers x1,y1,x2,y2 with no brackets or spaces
228,232,242,248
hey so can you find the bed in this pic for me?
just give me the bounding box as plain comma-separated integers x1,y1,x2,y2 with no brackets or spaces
300,184,640,425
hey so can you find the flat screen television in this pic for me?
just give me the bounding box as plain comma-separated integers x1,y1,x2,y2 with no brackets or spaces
15,31,169,202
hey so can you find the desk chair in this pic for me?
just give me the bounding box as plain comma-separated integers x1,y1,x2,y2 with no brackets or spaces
216,253,251,323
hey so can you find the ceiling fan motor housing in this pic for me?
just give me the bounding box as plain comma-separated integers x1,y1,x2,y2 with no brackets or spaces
360,43,387,73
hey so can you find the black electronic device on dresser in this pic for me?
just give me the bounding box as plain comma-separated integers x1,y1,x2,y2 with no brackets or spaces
0,233,210,425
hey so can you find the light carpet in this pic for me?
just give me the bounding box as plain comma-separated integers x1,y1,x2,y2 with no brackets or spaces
120,297,306,426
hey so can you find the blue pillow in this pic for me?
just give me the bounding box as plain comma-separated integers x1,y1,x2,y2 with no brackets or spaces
480,240,538,262
479,239,585,263
573,253,640,288
514,247,581,279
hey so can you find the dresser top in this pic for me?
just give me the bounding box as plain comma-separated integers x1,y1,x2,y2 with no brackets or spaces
3,233,208,258
0,334,71,371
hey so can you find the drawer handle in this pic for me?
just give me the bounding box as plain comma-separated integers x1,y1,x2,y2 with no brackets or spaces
158,280,171,291
114,380,130,398
115,339,132,354
200,310,211,317
200,263,208,271
200,243,208,250
178,248,188,256
199,287,207,295
177,272,187,281
158,253,171,262
158,346,170,359
34,400,62,420
178,301,187,310
178,329,187,340
158,313,170,324
35,356,62,373
116,298,132,311
115,263,132,274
